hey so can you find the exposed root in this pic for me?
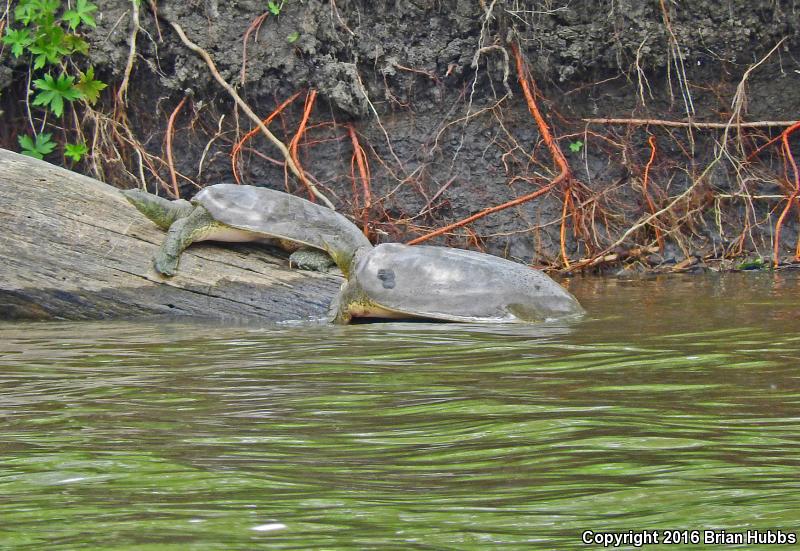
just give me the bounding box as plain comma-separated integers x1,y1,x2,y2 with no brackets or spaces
231,91,301,184
117,0,140,105
348,123,372,239
407,40,574,248
471,45,512,98
197,114,226,178
658,0,694,119
165,95,188,198
559,192,572,268
773,120,800,266
641,135,664,251
240,11,270,86
406,182,558,245
167,19,335,209
353,67,406,176
288,90,318,200
583,118,798,129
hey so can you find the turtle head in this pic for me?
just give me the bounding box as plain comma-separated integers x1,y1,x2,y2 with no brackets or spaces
121,189,194,230
320,234,370,279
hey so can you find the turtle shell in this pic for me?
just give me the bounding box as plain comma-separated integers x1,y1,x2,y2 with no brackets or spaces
349,243,584,322
192,184,370,253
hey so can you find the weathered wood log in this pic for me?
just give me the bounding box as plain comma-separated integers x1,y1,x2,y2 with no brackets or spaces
0,148,342,321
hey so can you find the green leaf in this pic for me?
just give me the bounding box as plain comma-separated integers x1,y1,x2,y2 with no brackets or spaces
2,28,33,57
63,34,90,55
64,141,88,162
63,0,98,30
18,132,56,159
15,0,60,26
75,66,107,104
32,73,82,116
29,24,70,68
267,1,282,16
569,140,584,153
287,31,299,43
736,258,767,271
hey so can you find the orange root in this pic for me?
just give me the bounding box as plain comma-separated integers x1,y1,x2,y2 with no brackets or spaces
288,90,318,200
407,41,573,248
642,135,665,251
348,124,372,239
166,95,188,198
231,91,301,184
773,120,800,266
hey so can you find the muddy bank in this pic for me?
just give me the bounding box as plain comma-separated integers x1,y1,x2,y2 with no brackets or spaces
2,0,799,271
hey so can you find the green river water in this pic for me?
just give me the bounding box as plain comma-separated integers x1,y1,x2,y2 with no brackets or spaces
1,273,799,549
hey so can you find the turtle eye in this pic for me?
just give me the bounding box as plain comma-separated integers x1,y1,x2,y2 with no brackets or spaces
376,269,396,289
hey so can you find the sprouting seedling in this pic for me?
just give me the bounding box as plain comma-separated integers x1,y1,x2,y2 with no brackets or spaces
569,140,584,153
267,0,285,16
65,141,89,162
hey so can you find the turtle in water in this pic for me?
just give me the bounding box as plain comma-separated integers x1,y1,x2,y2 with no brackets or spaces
328,242,584,324
121,184,370,277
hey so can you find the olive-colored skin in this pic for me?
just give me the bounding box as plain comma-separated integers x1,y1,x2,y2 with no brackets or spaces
122,184,370,277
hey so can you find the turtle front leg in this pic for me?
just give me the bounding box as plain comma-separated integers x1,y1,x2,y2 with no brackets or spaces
154,206,218,276
328,280,354,324
288,247,337,272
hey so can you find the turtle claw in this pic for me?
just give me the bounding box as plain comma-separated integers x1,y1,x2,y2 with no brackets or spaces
154,256,178,277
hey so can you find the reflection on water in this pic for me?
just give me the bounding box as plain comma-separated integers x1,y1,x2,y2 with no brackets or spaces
1,273,799,548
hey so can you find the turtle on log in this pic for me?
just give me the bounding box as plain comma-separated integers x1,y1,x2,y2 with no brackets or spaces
123,184,584,323
122,184,370,277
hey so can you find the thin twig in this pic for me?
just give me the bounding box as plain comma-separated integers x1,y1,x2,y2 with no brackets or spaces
117,0,140,105
584,118,798,129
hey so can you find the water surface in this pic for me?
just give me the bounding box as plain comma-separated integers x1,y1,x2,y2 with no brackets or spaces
1,273,799,549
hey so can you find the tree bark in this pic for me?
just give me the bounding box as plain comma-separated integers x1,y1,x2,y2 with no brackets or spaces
0,148,341,322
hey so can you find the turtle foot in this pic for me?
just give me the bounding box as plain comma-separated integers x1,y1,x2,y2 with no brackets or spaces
288,249,336,272
154,255,179,277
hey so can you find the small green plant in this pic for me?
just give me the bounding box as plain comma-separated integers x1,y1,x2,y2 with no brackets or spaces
32,73,82,116
736,257,768,271
18,132,56,159
75,66,106,104
5,0,97,69
267,0,285,16
569,140,584,153
64,141,88,162
62,0,98,30
3,0,106,161
287,31,300,43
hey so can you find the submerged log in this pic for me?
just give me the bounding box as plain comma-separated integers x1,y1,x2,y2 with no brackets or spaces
0,148,342,322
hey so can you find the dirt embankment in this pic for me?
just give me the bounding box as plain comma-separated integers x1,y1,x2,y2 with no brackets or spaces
2,0,800,273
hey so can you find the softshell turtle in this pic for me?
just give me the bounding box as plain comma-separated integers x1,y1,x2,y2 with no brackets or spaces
329,242,584,323
122,184,370,276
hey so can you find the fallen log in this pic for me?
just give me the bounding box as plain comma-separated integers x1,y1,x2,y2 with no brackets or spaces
0,148,342,322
